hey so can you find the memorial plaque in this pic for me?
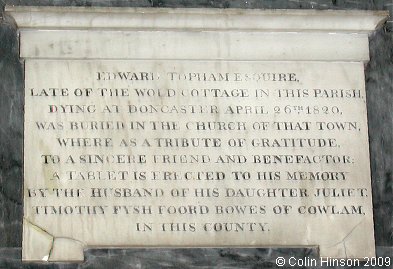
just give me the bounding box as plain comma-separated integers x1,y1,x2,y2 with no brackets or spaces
7,6,388,262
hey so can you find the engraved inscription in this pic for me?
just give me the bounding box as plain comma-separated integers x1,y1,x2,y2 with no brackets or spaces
23,60,374,260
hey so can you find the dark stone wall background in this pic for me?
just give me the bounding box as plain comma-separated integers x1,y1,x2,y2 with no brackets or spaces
0,0,392,268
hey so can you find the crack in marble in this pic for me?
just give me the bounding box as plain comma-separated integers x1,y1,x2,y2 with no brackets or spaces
23,217,53,239
23,217,54,261
325,220,364,258
24,218,86,261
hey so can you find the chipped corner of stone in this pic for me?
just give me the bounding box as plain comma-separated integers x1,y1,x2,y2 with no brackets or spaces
22,218,85,262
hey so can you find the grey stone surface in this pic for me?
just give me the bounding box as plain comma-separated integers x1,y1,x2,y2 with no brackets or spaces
367,27,393,248
0,0,392,268
0,4,23,249
0,247,392,268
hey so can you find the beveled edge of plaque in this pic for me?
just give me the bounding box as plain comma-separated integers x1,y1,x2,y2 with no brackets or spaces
5,6,389,33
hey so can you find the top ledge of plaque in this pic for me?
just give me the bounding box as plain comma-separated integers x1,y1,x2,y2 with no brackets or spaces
6,6,388,33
